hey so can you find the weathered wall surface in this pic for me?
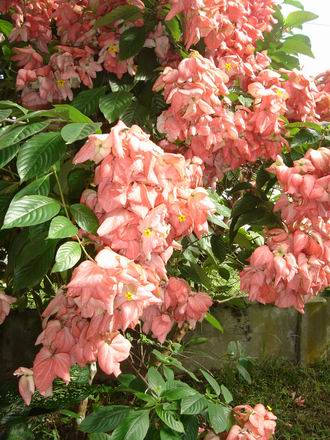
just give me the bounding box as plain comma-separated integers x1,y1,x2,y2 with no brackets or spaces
0,299,329,381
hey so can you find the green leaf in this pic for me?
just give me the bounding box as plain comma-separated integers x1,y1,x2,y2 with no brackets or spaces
121,101,149,127
70,203,99,234
162,366,174,382
283,0,304,9
284,11,318,28
161,387,196,401
237,364,252,384
79,405,130,433
17,132,66,181
52,241,81,272
14,238,56,290
281,34,314,57
218,267,230,281
204,313,224,333
61,123,102,144
111,410,150,440
0,100,28,114
89,434,111,440
165,16,182,42
95,5,142,27
3,195,61,229
0,143,19,168
180,394,207,415
220,385,233,404
207,403,231,434
12,175,50,202
156,408,184,433
232,194,261,218
200,370,220,396
0,121,49,150
210,236,226,263
119,26,147,60
190,262,212,289
147,367,166,395
54,104,93,123
48,216,78,239
0,109,12,121
182,415,199,440
72,87,107,116
160,428,180,440
99,92,133,123
287,121,322,132
0,19,13,37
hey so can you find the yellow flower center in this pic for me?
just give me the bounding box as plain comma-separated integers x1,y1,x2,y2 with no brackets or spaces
107,43,119,55
178,214,186,223
125,291,134,301
275,88,283,97
225,63,232,72
56,79,65,87
143,228,152,237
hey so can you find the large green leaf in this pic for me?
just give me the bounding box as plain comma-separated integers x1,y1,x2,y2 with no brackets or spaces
180,394,207,415
52,241,82,272
48,216,78,239
119,26,147,60
210,236,227,263
156,408,184,433
207,403,231,434
14,238,56,290
0,143,19,168
284,10,318,28
54,104,93,123
281,34,314,57
17,132,66,181
95,5,142,27
99,92,133,123
0,109,12,122
72,86,107,116
110,410,150,440
182,415,199,440
220,385,233,404
0,121,49,150
61,123,102,144
147,367,166,395
12,175,50,202
70,203,99,234
2,195,61,229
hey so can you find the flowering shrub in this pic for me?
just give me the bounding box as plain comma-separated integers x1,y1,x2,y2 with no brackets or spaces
0,0,329,438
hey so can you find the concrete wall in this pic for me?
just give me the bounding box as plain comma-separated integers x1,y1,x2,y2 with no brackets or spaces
0,298,329,381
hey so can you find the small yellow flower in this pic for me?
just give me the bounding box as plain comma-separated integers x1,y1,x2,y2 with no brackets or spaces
267,405,272,411
56,79,65,87
125,291,134,301
143,228,152,237
225,63,232,72
275,88,283,97
107,43,119,55
178,214,186,223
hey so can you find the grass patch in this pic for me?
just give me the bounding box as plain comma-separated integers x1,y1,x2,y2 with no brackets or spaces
215,359,330,440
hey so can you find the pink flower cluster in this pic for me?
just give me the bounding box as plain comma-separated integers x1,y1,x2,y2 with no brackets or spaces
15,122,213,404
74,120,215,272
0,291,16,325
314,70,330,121
226,404,277,440
240,147,330,312
155,55,289,181
5,0,170,108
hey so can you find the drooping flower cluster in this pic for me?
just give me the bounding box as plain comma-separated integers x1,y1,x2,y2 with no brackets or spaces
0,290,16,324
4,0,170,108
240,147,330,312
155,55,290,180
74,120,215,273
314,70,330,121
16,122,213,403
226,404,277,440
